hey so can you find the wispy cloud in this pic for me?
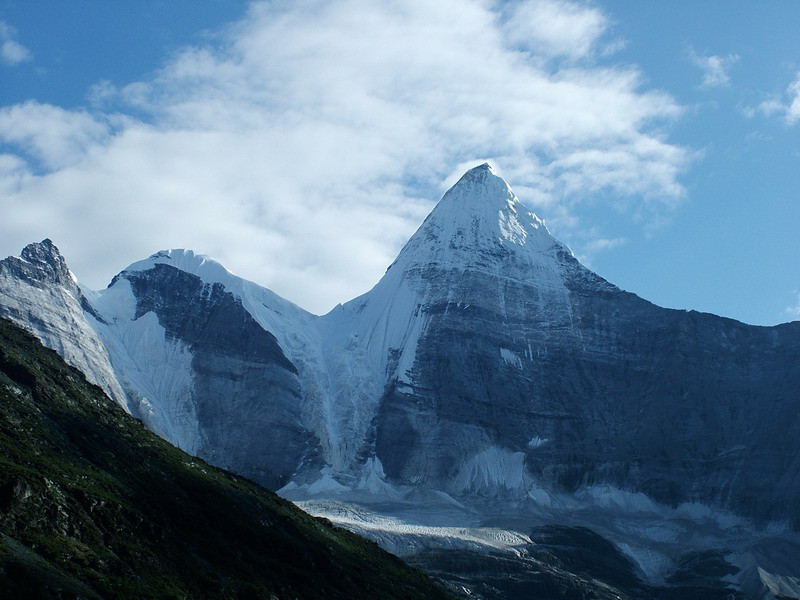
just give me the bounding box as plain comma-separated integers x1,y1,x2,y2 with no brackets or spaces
0,20,32,66
785,292,800,321
0,0,690,314
750,72,800,125
573,235,626,269
688,48,738,88
585,237,627,252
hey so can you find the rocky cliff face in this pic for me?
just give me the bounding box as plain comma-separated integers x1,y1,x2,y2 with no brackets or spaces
284,164,798,530
361,166,800,527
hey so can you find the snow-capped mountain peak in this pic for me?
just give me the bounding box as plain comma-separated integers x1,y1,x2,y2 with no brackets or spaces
308,166,582,478
390,163,561,276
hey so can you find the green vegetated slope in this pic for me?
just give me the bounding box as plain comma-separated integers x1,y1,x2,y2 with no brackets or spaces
0,318,453,600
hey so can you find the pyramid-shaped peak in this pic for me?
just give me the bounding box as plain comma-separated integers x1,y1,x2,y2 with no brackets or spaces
383,164,562,280
431,163,543,231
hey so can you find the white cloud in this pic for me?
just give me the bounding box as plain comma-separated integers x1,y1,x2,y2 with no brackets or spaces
752,72,800,125
688,49,738,88
0,0,689,314
0,101,111,169
501,0,610,61
0,20,31,66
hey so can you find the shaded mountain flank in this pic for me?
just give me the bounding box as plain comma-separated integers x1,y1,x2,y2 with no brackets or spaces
0,317,453,600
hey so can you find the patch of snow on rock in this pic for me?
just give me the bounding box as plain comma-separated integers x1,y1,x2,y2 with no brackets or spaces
452,446,528,495
500,347,523,369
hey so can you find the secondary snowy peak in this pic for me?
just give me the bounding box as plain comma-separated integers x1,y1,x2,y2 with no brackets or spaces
118,249,232,286
86,247,318,489
391,163,560,276
104,248,314,332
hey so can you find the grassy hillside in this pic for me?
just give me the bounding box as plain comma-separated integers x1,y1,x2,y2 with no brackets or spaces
0,318,453,599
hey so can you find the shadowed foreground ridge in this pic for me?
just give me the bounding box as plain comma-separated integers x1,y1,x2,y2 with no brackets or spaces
0,318,453,600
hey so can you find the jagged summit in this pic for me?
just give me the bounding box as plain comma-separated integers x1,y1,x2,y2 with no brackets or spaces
0,239,129,408
20,238,62,263
2,238,75,288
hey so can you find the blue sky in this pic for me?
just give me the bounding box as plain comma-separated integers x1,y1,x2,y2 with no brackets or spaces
0,0,798,325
